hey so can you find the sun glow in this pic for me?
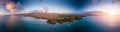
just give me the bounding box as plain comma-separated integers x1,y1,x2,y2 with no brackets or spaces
98,4,120,16
87,3,120,16
86,3,120,27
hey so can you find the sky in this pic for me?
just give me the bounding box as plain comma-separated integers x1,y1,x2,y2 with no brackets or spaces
0,0,117,14
0,0,93,14
0,0,120,32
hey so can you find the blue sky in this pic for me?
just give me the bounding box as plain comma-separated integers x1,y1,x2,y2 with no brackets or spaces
0,0,115,14
0,0,92,14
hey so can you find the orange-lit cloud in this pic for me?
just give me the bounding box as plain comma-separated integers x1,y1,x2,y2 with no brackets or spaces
6,2,21,13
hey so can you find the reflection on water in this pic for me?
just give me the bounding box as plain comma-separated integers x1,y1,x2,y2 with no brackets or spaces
0,15,97,32
0,15,120,32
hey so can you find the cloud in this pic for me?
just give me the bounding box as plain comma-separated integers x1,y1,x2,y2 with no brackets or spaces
6,2,21,13
0,0,22,13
